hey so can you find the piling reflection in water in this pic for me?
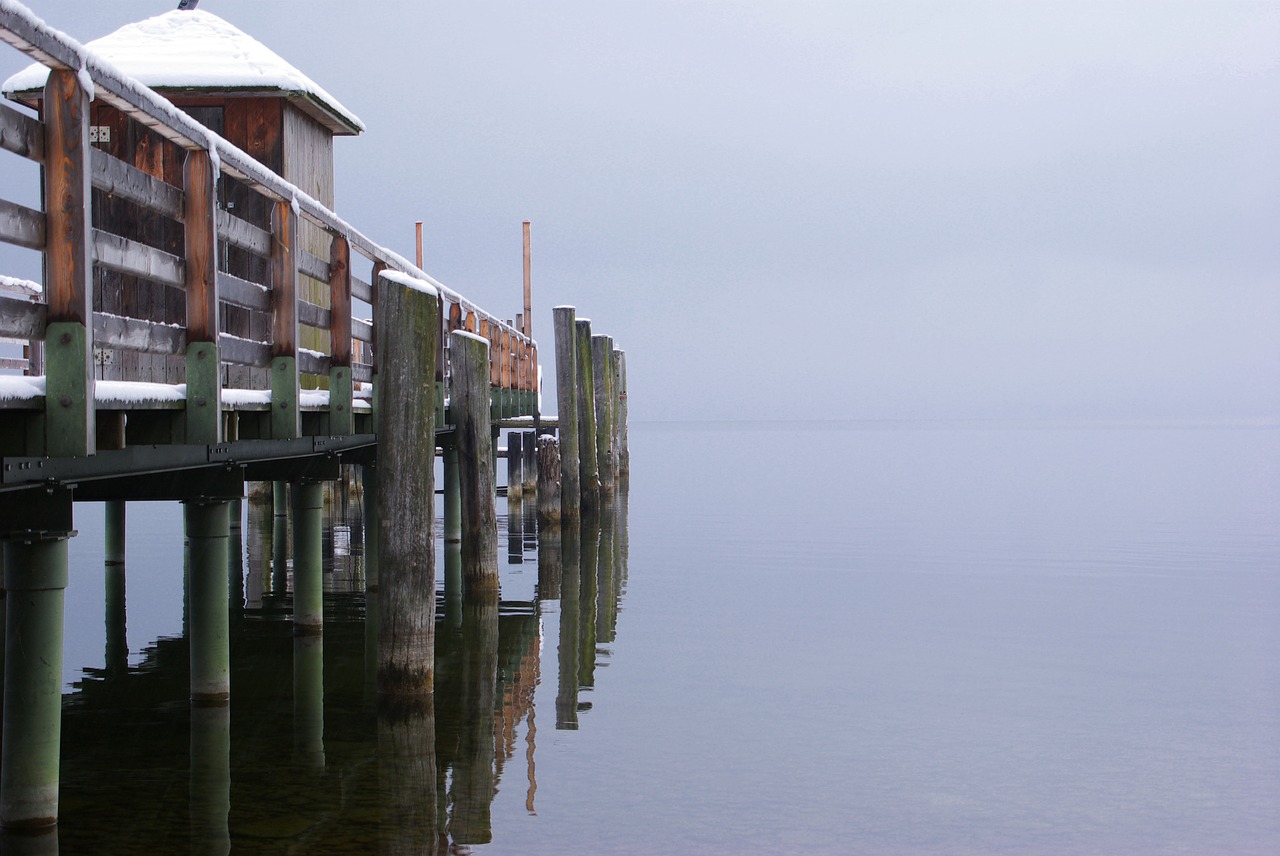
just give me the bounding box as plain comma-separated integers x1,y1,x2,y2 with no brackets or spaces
47,480,628,852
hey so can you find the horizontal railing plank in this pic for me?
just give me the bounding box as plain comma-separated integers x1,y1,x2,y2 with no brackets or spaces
217,271,270,313
298,249,329,282
298,300,330,331
92,229,184,288
90,148,182,219
219,332,270,368
0,293,43,339
0,197,44,250
216,209,271,256
0,101,42,162
351,317,372,343
93,311,184,355
351,274,371,304
299,348,330,376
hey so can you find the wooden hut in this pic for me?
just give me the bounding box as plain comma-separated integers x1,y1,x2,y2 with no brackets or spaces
2,8,364,386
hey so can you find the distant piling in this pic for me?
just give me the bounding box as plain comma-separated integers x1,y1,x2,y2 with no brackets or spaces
553,307,580,521
575,319,600,514
506,432,524,502
591,335,616,496
615,350,629,478
537,435,562,526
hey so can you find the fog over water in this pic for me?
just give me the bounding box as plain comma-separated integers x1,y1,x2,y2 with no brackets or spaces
1,1,1276,423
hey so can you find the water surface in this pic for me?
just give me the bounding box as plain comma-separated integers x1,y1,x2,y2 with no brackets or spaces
51,421,1280,853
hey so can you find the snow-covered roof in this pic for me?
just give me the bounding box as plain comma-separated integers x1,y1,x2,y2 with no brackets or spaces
2,9,364,136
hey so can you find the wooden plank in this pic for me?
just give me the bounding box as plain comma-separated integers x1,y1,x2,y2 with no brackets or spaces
184,148,220,443
351,274,372,304
92,229,184,289
93,312,185,355
298,300,331,331
216,209,271,256
0,293,44,339
351,317,372,343
219,332,270,368
298,349,329,376
90,147,183,219
0,197,45,250
298,248,329,282
42,67,95,457
216,271,271,312
0,101,44,161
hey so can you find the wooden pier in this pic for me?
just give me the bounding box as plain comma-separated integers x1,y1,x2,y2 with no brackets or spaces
0,2,626,832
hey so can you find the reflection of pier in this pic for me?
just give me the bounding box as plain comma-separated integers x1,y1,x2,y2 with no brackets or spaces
42,488,626,851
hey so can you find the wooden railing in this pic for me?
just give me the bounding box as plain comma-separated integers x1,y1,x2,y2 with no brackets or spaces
0,1,538,456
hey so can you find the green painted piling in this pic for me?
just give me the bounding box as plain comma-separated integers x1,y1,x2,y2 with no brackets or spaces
104,500,125,566
105,564,126,676
293,636,325,769
291,482,324,636
272,481,288,517
591,335,616,495
574,320,600,514
451,331,499,597
375,272,439,696
186,501,230,705
189,704,230,855
507,431,523,503
1,537,69,828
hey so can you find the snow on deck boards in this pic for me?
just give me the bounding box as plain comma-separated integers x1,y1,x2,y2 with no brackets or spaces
0,377,371,412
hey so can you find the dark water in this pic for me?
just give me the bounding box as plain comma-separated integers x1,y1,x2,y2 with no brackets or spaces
45,422,1280,853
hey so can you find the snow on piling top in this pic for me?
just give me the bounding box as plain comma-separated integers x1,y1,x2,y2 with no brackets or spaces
2,9,364,135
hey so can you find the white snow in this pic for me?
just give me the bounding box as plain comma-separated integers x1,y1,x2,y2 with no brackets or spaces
0,275,42,297
96,380,185,405
220,388,271,407
2,9,364,133
379,270,439,298
452,330,490,347
0,374,44,402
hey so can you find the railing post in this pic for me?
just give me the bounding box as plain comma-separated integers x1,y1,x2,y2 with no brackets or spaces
328,235,353,435
183,149,221,444
270,198,299,440
42,68,94,458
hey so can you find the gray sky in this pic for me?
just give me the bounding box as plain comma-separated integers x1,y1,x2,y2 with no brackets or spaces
3,1,1277,422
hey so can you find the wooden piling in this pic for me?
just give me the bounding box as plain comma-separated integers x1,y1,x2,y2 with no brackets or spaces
104,500,126,566
616,350,629,478
522,430,537,496
537,434,562,526
591,335,616,496
374,271,439,696
552,307,580,521
451,330,499,597
574,319,600,513
270,198,300,440
443,440,461,544
506,431,523,502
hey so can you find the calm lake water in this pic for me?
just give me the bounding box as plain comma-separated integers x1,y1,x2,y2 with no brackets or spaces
43,421,1280,853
